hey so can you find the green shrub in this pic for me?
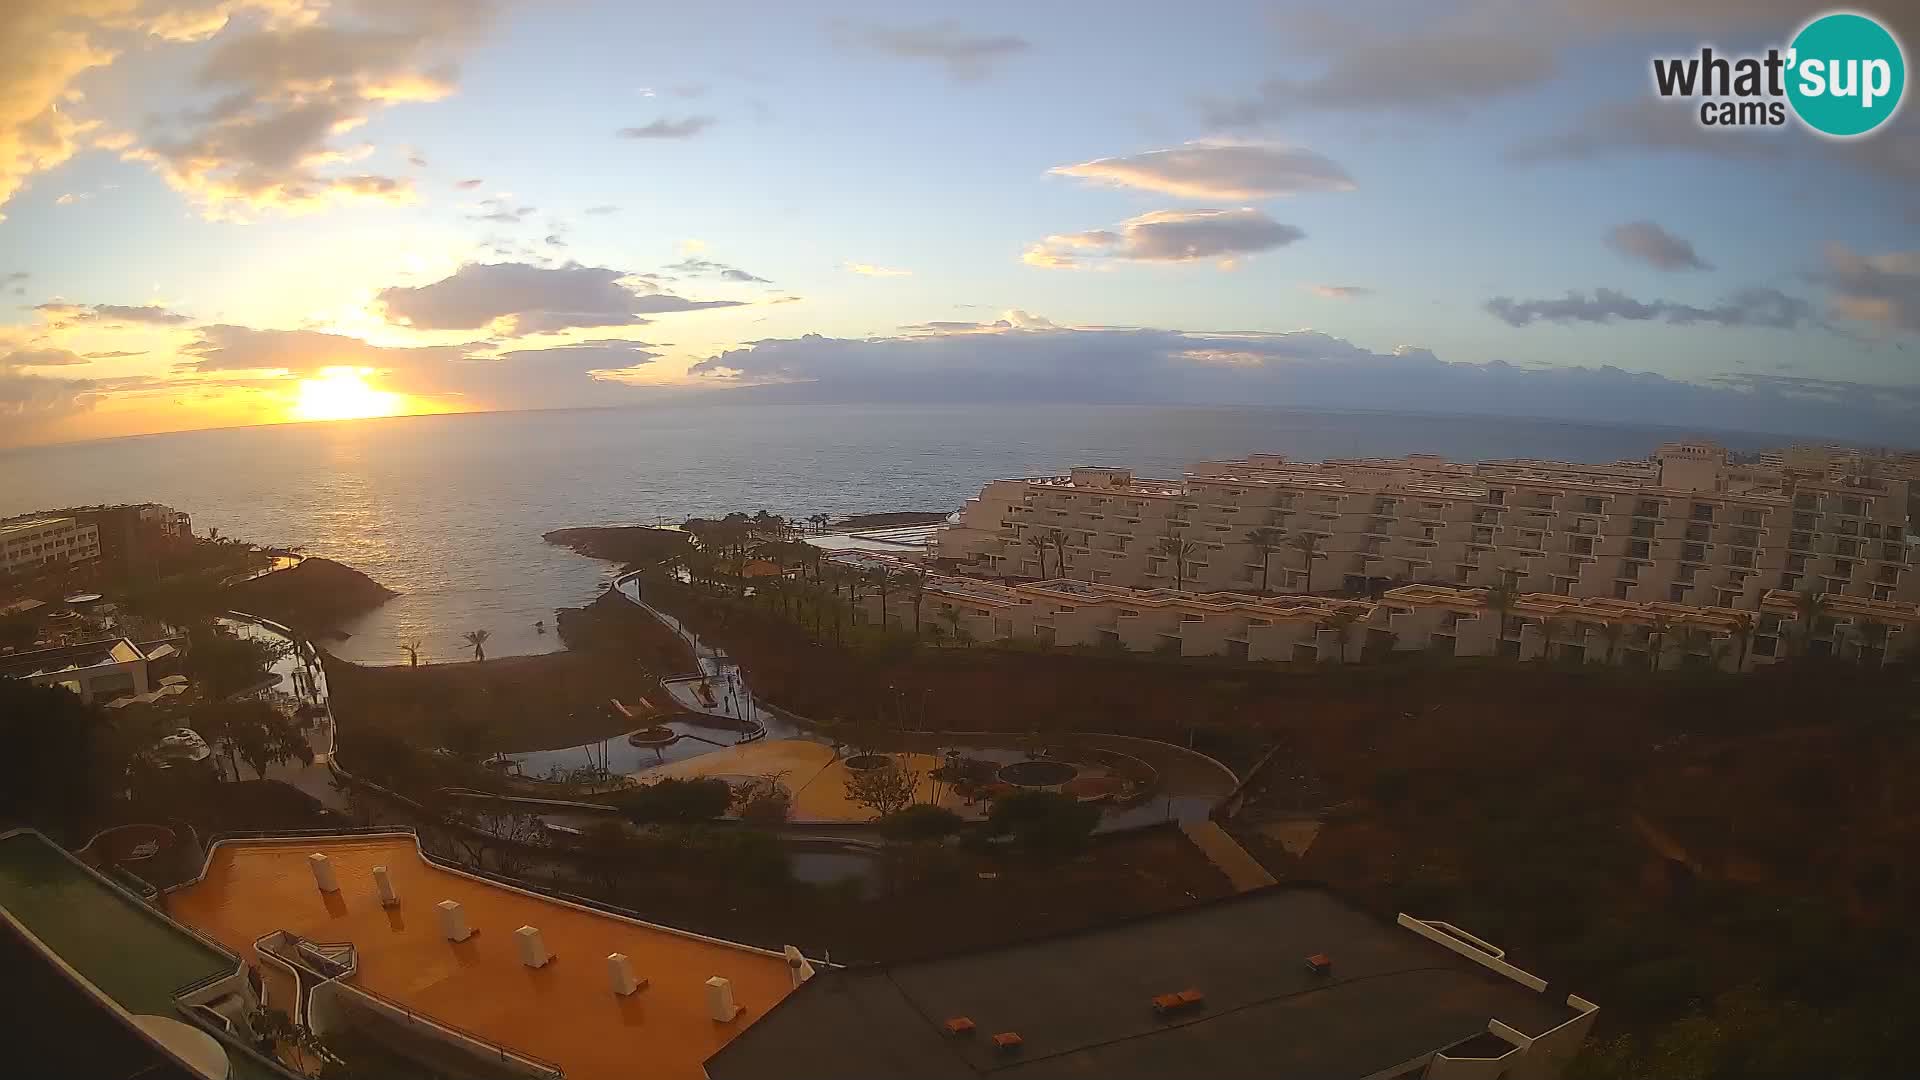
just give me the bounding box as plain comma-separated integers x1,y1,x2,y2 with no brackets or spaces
607,777,733,824
987,790,1099,855
881,804,963,842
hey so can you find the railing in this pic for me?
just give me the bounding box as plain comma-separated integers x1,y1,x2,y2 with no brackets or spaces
319,977,564,1079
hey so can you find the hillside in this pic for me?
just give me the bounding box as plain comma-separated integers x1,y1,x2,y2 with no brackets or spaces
225,557,395,631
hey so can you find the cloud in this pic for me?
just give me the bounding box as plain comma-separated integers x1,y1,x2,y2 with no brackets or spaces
847,263,911,277
490,338,660,370
618,116,714,139
375,261,744,334
0,0,120,221
2,347,87,367
840,21,1029,81
178,323,471,376
1024,208,1304,269
1508,100,1791,163
687,319,1920,442
83,349,147,358
1199,24,1555,127
1310,285,1372,299
1607,220,1711,271
35,301,193,325
666,257,770,284
0,371,95,418
1485,287,1821,330
117,1,499,217
1048,140,1355,200
1823,245,1920,334
454,177,483,189
467,197,534,223
584,204,620,215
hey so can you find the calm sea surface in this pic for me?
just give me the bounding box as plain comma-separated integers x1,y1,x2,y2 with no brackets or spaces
0,402,1784,663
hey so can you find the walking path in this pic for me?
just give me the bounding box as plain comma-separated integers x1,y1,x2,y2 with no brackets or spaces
1179,819,1277,892
216,613,345,811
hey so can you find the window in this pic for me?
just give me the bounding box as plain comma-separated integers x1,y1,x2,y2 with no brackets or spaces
1571,536,1593,555
1795,493,1817,510
1613,581,1631,599
1629,540,1651,560
1583,496,1605,514
1739,509,1763,526
1631,521,1655,539
1841,497,1864,516
1832,559,1854,577
1730,527,1759,547
1793,512,1817,531
1669,584,1688,602
1685,523,1709,542
1838,519,1859,536
1636,499,1660,516
1731,549,1754,568
1835,539,1859,556
1780,572,1800,590
1620,560,1641,580
1790,531,1814,550
1486,488,1506,505
1690,502,1714,521
1682,542,1705,562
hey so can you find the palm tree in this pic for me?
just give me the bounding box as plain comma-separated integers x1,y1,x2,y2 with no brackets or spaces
1644,615,1672,671
1484,576,1517,651
897,569,928,636
869,567,894,628
809,513,831,535
1156,533,1199,593
1725,611,1755,673
1791,589,1829,657
1024,532,1049,578
1244,527,1284,595
1325,609,1359,662
1287,532,1322,592
939,604,963,646
1048,528,1070,581
1855,620,1891,666
1598,621,1626,666
463,628,491,662
399,636,423,668
1539,616,1569,663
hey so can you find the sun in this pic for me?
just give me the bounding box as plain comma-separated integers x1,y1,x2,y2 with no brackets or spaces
292,367,404,422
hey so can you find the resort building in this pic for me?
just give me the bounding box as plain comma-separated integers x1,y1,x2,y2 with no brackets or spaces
0,513,100,576
63,503,194,573
934,444,1918,608
0,636,169,703
867,577,1918,671
708,885,1597,1080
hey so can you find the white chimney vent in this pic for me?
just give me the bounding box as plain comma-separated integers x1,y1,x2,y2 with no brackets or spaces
706,976,742,1021
308,853,339,893
516,925,551,968
607,952,644,996
783,945,816,987
437,900,472,942
372,865,398,908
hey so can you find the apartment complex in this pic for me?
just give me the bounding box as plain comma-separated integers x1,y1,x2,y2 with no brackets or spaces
60,503,193,573
866,576,1917,671
935,444,1918,609
0,514,100,576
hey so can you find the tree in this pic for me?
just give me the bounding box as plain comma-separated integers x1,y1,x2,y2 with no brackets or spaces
187,622,287,699
868,566,896,629
1288,531,1323,592
1157,532,1199,593
735,775,793,826
988,790,1100,855
1791,589,1828,657
1645,615,1673,671
939,604,963,646
882,804,962,842
578,820,640,899
1047,527,1070,580
1324,609,1360,661
610,777,732,823
1024,531,1049,579
1598,620,1627,666
398,636,423,668
0,681,129,836
1725,611,1755,673
1244,527,1285,594
897,569,928,636
1484,576,1518,652
844,760,920,818
1540,616,1570,663
809,512,830,534
194,700,313,780
462,628,490,662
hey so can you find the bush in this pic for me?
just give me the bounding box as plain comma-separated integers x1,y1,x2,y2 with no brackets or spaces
987,790,1100,855
881,804,963,842
608,777,733,824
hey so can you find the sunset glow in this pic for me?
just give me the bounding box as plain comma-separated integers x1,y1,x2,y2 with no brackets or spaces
291,368,404,422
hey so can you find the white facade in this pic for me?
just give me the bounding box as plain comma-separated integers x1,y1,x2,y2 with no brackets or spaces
0,516,101,576
873,577,1919,672
935,446,1917,609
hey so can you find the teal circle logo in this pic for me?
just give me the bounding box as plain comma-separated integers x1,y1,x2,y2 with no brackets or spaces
1787,12,1906,137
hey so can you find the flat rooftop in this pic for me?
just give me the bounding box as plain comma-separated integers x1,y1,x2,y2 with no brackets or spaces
0,637,143,678
705,886,1578,1080
165,835,796,1080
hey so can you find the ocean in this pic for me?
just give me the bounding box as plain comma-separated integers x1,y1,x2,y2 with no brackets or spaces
0,401,1788,663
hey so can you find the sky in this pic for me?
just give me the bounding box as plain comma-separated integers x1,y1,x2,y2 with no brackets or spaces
2,0,1918,448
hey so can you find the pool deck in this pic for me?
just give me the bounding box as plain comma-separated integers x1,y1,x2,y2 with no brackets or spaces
166,834,796,1080
639,739,956,821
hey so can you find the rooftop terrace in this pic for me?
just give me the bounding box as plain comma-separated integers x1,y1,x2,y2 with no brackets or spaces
165,834,797,1080
706,885,1585,1080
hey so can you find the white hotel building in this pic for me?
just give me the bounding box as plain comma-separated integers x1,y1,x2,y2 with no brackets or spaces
0,515,101,577
934,443,1918,609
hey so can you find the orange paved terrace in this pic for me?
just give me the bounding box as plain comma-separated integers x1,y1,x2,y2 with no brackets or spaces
166,836,795,1080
